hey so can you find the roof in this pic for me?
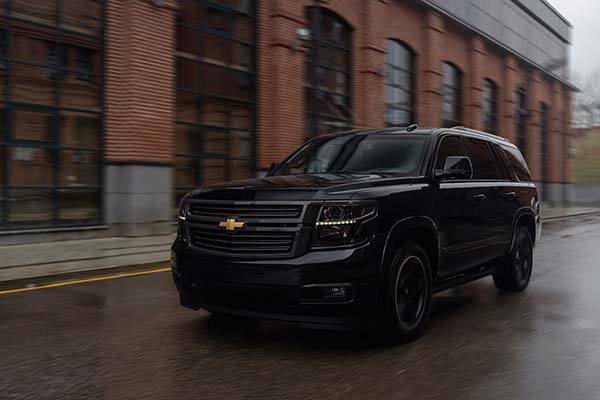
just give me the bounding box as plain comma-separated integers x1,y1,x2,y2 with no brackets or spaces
310,126,518,148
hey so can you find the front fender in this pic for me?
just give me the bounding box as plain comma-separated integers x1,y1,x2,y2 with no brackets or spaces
379,216,441,280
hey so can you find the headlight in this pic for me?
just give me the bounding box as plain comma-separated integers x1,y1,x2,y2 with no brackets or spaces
177,193,190,239
313,202,376,247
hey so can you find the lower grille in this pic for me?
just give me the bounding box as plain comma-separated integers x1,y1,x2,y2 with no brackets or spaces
189,226,295,255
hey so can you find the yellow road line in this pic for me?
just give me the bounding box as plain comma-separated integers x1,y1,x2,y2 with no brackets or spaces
0,267,170,295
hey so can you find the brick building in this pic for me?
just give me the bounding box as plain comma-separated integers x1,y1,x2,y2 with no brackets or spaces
0,0,576,237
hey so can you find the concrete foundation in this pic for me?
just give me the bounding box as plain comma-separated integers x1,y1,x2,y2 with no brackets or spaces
104,164,174,236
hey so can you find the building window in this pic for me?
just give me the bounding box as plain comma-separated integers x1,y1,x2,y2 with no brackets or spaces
515,89,528,154
482,79,498,133
441,62,463,127
175,0,256,213
385,40,415,127
305,7,352,137
0,1,104,230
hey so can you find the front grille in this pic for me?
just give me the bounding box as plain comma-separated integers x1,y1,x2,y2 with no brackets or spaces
185,201,309,258
189,203,303,219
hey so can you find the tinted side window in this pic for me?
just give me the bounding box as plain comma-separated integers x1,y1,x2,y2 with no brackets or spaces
502,145,531,181
435,135,468,171
490,142,512,180
463,137,500,179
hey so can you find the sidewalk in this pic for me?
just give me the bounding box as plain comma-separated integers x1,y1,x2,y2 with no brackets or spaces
541,204,600,221
1,203,599,284
0,234,174,282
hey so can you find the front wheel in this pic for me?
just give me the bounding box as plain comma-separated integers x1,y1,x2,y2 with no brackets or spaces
493,226,533,292
381,242,432,342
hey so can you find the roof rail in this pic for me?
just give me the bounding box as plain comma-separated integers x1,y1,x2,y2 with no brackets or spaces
449,126,510,142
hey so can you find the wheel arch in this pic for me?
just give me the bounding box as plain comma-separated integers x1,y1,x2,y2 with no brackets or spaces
380,217,441,281
511,208,537,251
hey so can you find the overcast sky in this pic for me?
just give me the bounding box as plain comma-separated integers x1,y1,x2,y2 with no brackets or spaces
550,0,600,81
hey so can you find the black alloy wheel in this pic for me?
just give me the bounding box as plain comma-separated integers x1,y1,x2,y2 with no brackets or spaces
383,242,432,342
395,255,428,331
493,225,533,292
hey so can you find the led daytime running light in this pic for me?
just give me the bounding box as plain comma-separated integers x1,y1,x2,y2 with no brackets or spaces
316,219,357,226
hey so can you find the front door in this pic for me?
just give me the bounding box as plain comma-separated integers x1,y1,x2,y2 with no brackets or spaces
432,135,486,277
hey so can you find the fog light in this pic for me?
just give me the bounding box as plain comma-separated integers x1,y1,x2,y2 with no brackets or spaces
323,286,346,299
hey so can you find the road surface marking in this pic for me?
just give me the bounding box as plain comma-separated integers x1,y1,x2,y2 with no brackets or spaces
0,268,170,295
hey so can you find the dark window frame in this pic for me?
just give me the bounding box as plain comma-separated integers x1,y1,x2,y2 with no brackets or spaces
385,39,416,127
482,78,498,134
515,89,528,154
0,1,105,230
305,6,353,138
441,62,463,128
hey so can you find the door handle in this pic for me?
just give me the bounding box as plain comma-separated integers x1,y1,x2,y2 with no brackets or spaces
472,194,486,201
504,191,517,200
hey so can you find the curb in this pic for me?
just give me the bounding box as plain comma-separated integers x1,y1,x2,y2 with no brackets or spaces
0,260,170,292
542,210,600,223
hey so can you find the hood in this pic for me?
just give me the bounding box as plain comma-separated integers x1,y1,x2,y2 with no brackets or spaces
188,173,420,201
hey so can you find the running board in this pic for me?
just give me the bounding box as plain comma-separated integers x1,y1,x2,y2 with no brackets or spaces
433,264,498,293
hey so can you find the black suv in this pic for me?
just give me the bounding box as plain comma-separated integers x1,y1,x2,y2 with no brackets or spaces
172,126,541,341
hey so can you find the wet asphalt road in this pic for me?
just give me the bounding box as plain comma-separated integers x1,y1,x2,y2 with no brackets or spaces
2,216,600,400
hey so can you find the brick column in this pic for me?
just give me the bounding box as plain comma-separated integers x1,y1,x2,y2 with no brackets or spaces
500,56,519,142
104,0,176,235
563,88,575,202
465,36,485,130
257,1,306,170
354,0,386,129
546,80,564,203
526,70,542,182
418,10,444,127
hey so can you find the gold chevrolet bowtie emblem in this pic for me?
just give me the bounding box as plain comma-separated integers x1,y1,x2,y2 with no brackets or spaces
218,218,246,231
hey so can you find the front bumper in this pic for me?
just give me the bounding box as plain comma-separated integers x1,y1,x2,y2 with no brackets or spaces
171,236,384,329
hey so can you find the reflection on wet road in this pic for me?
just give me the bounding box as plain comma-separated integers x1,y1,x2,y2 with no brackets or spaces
2,216,600,399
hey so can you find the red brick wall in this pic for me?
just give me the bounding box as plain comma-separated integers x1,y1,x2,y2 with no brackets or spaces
105,0,176,164
102,0,575,184
255,0,575,183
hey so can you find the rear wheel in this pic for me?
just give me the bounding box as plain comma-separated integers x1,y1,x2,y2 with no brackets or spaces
493,225,533,292
382,243,432,342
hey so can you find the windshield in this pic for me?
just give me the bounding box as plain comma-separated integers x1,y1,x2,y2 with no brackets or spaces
273,134,428,176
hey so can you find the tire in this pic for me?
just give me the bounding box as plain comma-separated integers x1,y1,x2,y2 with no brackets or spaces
493,225,533,292
381,242,433,342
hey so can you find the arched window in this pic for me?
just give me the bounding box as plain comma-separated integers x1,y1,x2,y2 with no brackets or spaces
305,7,352,137
482,79,498,133
441,62,463,127
515,89,527,153
385,40,415,126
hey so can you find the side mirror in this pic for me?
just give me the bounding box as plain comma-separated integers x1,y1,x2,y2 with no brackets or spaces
435,156,473,180
267,162,279,176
